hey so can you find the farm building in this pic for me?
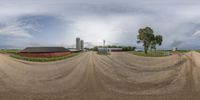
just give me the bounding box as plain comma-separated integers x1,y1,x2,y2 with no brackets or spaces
98,48,109,54
19,47,70,57
98,48,123,53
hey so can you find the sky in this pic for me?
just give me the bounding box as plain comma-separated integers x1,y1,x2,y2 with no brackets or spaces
0,0,200,49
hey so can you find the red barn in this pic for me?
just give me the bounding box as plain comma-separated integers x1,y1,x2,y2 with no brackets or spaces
19,47,70,58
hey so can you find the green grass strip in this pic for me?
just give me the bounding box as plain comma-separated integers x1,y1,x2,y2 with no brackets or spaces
11,53,79,62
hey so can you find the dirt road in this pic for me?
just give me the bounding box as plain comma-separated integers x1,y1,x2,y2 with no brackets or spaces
0,51,200,100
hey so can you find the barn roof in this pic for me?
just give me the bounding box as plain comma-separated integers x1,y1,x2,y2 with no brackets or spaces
20,47,69,53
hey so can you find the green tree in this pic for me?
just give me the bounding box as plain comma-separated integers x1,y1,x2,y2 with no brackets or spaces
137,27,154,54
155,35,163,53
150,35,163,53
155,35,163,46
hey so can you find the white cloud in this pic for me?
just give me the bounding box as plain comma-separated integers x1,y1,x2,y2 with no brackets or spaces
69,15,140,46
192,30,200,37
0,21,32,37
0,0,200,49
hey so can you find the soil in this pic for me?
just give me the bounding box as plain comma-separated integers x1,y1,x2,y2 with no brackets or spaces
0,51,200,100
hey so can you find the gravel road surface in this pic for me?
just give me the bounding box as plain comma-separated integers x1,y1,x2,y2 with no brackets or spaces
0,51,200,100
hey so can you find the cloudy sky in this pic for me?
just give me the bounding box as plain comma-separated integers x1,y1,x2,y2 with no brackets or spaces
0,0,200,49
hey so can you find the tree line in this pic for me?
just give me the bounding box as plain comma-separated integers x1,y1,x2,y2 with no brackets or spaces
93,45,136,51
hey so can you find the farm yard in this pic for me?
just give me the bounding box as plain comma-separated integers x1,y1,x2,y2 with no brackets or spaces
0,0,199,100
0,51,200,100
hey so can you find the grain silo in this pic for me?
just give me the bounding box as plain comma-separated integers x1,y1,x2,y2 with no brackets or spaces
76,37,81,50
81,40,84,50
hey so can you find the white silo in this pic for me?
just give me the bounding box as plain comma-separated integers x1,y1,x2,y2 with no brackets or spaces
81,40,84,50
76,37,81,50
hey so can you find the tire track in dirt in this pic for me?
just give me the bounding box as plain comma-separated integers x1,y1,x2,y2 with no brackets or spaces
0,51,200,100
93,52,186,95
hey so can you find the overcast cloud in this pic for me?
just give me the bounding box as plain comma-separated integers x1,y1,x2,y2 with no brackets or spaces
0,0,200,49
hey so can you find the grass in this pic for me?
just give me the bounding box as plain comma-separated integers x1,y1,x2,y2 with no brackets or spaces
175,50,190,53
130,49,192,57
0,49,20,54
130,51,171,57
11,53,80,62
196,50,200,53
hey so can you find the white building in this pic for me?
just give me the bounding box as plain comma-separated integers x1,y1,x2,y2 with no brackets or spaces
98,48,109,53
98,48,123,53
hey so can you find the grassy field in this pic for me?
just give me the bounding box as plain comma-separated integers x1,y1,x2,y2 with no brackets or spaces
175,50,191,53
130,50,192,57
130,51,171,57
196,50,200,53
11,53,80,62
0,49,20,54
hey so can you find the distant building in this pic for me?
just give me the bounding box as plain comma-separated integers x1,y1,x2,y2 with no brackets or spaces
76,37,81,50
97,48,123,53
98,48,109,54
20,47,70,57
